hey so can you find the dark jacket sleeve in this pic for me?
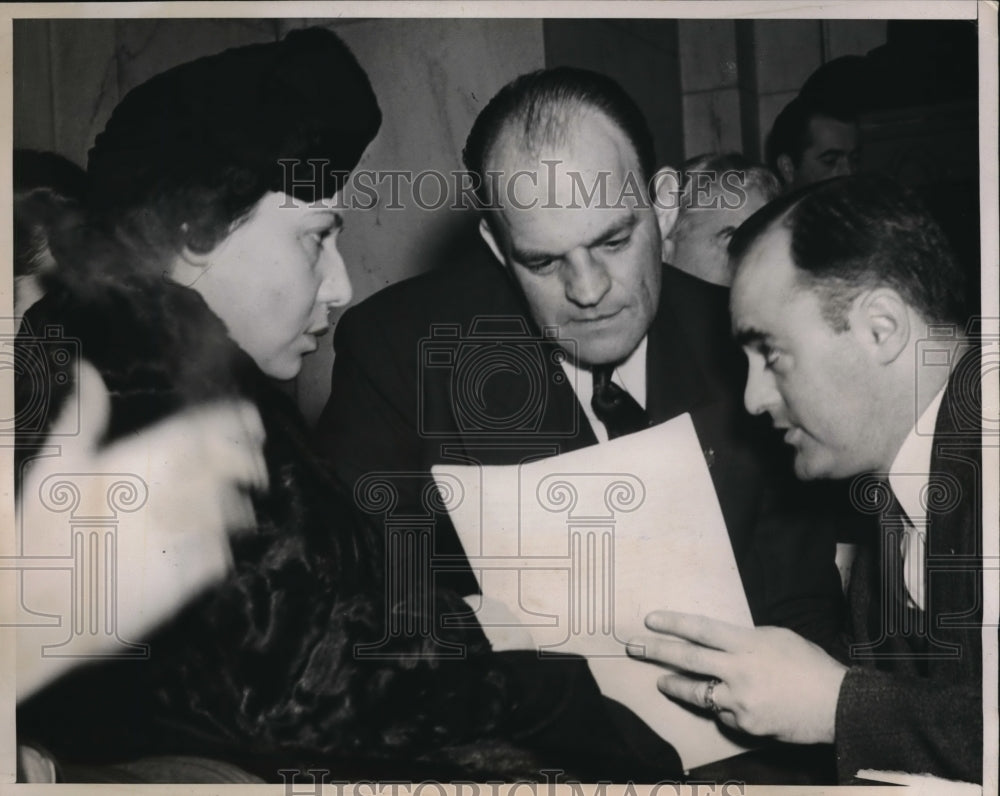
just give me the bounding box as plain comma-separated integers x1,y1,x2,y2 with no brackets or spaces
834,666,982,783
749,477,851,649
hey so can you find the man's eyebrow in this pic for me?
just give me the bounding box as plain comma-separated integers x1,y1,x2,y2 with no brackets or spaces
510,212,638,263
509,240,550,263
589,213,639,246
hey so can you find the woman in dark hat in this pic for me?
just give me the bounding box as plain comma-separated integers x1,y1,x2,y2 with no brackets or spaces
16,28,682,783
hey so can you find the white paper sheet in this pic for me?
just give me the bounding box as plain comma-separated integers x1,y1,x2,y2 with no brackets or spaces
433,412,755,771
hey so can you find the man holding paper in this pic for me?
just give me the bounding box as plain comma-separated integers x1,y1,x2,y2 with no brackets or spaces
319,67,845,645
629,175,984,784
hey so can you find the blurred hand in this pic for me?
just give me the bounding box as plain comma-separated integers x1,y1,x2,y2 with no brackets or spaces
626,610,847,745
17,361,267,697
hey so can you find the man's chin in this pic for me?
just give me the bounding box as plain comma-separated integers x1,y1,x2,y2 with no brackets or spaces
792,451,827,481
571,336,643,369
792,449,854,482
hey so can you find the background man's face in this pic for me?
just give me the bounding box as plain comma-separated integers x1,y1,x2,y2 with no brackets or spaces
790,115,860,188
731,224,887,479
671,185,771,287
485,110,663,367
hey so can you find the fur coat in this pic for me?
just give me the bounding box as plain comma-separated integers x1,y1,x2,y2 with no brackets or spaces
16,258,682,782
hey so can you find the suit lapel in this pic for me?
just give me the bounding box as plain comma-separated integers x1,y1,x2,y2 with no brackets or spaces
547,347,599,452
644,283,710,424
923,346,981,670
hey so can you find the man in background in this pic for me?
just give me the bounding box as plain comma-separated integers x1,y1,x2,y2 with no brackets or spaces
667,152,781,287
765,95,860,190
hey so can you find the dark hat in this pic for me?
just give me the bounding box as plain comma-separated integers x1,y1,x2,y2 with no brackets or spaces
88,27,381,211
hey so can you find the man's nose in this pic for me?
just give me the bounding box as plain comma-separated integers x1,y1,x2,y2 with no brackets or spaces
317,240,354,309
563,250,612,307
833,157,855,178
744,359,779,417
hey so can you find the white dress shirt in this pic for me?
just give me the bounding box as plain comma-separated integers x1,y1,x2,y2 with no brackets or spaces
887,384,948,611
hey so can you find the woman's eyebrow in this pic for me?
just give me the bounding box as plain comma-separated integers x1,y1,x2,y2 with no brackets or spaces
733,326,771,347
305,210,343,229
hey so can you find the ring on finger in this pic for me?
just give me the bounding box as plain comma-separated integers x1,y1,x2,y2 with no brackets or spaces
703,677,723,714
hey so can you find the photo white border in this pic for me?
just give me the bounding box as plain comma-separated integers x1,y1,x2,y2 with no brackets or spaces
1,2,995,794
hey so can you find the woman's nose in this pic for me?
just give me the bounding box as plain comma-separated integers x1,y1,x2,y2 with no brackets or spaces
318,240,353,309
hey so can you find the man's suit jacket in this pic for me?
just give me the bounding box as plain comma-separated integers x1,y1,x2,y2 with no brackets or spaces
317,248,844,638
834,348,983,783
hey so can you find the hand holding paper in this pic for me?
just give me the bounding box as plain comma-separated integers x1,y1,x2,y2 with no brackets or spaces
628,609,847,745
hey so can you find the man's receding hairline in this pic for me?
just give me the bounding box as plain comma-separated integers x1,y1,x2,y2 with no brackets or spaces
483,102,641,178
733,204,797,271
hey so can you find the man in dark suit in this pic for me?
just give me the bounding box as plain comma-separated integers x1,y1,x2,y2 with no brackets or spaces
629,175,984,784
318,68,843,644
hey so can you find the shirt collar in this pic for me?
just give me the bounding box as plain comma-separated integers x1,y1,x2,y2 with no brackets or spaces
888,383,947,527
615,336,648,406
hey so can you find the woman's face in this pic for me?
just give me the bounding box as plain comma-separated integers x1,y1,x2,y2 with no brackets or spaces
177,192,352,380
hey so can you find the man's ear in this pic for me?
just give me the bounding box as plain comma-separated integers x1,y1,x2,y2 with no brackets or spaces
852,288,911,365
776,154,795,187
651,167,681,263
478,217,507,268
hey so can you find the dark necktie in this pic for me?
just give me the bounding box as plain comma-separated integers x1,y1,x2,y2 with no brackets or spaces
877,487,929,659
882,488,909,614
591,365,651,440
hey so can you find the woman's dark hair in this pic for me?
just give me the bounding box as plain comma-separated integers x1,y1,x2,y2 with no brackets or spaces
98,165,275,266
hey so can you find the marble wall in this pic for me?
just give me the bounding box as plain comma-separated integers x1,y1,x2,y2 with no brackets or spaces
544,19,684,170
677,19,887,162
